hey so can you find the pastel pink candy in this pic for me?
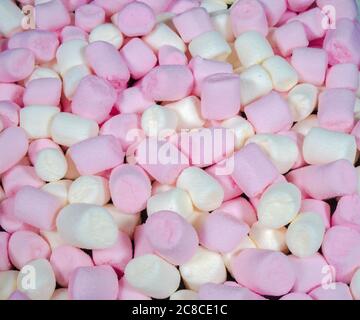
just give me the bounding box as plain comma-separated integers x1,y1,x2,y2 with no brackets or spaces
28,139,62,165
326,64,359,91
0,127,29,174
244,92,293,134
0,48,35,83
115,1,156,37
8,291,30,300
231,143,279,198
280,293,313,300
75,4,105,32
50,245,94,287
290,8,326,40
231,249,296,296
289,253,329,293
116,86,154,114
69,135,124,175
257,0,286,27
198,211,249,253
0,84,24,106
35,0,71,31
322,226,360,283
120,38,157,80
309,283,353,300
92,0,133,15
61,1,91,12
140,65,194,102
14,186,62,230
173,7,213,43
133,225,154,258
85,41,130,90
286,160,357,200
144,210,199,265
71,75,117,123
230,0,268,37
8,231,51,269
169,0,200,14
23,78,62,106
138,0,175,14
300,199,331,229
109,164,151,214
93,231,132,273
198,283,265,300
316,0,358,21
0,232,11,271
317,88,355,133
158,46,188,66
118,278,151,300
201,74,241,121
332,195,360,233
69,265,119,300
287,0,315,11
276,10,298,26
60,26,88,42
0,101,20,128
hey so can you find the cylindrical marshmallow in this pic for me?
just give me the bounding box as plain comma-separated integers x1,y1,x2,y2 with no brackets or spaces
249,222,288,252
63,65,92,100
41,180,72,207
89,23,124,49
0,0,24,37
34,148,68,182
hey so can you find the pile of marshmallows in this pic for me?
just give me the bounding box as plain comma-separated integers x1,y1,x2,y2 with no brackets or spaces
1,0,360,301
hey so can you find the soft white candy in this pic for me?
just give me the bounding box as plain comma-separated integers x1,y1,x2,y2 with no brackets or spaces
20,106,60,139
17,259,56,300
292,114,319,136
286,212,325,258
39,229,66,250
180,246,227,291
235,31,274,68
227,43,242,70
287,84,318,122
125,254,180,299
249,222,288,253
63,65,91,100
257,182,301,229
0,271,18,300
189,31,231,61
350,268,360,300
104,204,140,238
26,67,60,85
0,0,23,37
166,96,205,130
56,39,88,76
143,23,186,53
35,148,68,182
221,116,254,149
151,182,175,195
56,203,118,249
147,188,194,221
51,112,99,147
141,105,178,138
176,167,224,211
262,55,298,92
211,11,235,42
51,288,69,300
303,127,357,165
201,0,227,12
239,65,273,105
41,179,72,207
246,134,299,174
89,23,124,49
68,175,110,206
170,290,198,300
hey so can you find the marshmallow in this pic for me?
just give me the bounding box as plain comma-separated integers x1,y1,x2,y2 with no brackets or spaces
326,63,359,91
89,23,124,49
158,45,188,66
211,11,235,43
41,180,72,207
301,199,331,229
170,290,198,300
249,222,288,252
292,114,319,136
332,195,360,232
309,282,353,300
200,0,227,12
317,0,358,21
0,232,11,272
221,116,254,149
257,0,286,26
63,65,92,100
75,4,105,33
34,148,68,182
118,278,151,300
60,25,88,42
0,271,19,300
351,268,360,300
23,78,61,106
51,289,69,300
39,229,66,250
56,203,118,249
35,0,71,31
0,0,24,37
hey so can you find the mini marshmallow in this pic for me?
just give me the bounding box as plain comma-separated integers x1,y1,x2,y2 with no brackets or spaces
0,271,19,300
35,148,68,182
118,278,152,300
35,0,71,31
301,199,331,229
257,0,286,26
326,63,359,91
56,203,118,249
351,268,360,300
60,25,88,42
200,0,227,13
158,45,188,66
42,180,72,207
303,127,357,165
211,11,235,43
93,0,133,15
249,222,288,252
29,138,63,164
292,114,319,136
23,78,62,107
133,225,155,257
75,4,105,33
332,195,360,232
0,0,23,37
0,101,20,128
179,246,227,291
125,254,180,299
89,23,124,49
116,86,154,114
0,232,11,272
63,65,91,100
287,84,318,122
309,282,353,300
221,116,254,149
170,290,198,300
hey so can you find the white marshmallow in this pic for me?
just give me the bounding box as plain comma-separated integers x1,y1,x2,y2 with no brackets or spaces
68,175,110,206
51,112,99,147
190,209,210,231
287,84,318,122
166,96,205,130
239,64,273,106
35,148,68,182
0,0,23,37
143,23,186,53
246,134,299,174
201,0,227,12
41,179,72,207
39,229,67,250
221,116,254,149
179,246,227,291
147,188,194,221
141,104,178,138
125,254,180,299
20,106,60,139
211,11,235,42
249,222,288,253
17,259,55,300
56,39,88,76
176,167,224,211
26,67,60,85
234,31,274,68
104,204,140,238
89,23,124,49
151,182,175,195
287,212,325,259
189,31,231,61
170,290,198,300
257,182,301,229
0,270,18,300
56,203,118,249
262,55,298,92
350,268,360,300
303,127,357,165
292,114,319,136
51,288,69,300
63,64,91,100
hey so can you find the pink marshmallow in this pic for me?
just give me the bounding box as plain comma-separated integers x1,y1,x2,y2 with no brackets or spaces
0,232,11,271
35,0,71,31
28,139,62,165
300,199,331,229
0,86,24,107
290,8,326,40
158,45,188,66
326,63,359,91
169,0,200,15
118,278,152,300
8,291,30,300
309,283,353,300
92,0,133,16
316,0,358,21
116,86,154,114
75,4,105,32
60,26,89,42
288,0,315,12
23,78,62,107
198,283,265,300
332,195,360,232
257,0,286,27
138,0,173,14
133,225,155,258
0,101,20,128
